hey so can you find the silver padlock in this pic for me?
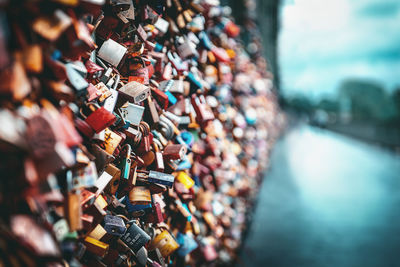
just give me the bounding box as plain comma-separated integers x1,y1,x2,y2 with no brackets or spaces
66,63,89,92
118,81,150,104
120,103,145,127
159,80,184,94
104,89,119,113
97,39,127,67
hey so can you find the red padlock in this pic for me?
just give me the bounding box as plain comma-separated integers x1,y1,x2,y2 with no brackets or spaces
82,104,116,133
151,87,169,110
191,94,215,124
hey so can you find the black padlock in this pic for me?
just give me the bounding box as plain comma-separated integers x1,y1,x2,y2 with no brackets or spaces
120,222,151,253
103,215,126,237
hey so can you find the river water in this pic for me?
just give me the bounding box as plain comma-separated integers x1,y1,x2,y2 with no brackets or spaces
238,124,400,267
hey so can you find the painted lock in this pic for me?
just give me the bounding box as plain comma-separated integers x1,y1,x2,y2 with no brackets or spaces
84,106,116,133
152,230,179,257
176,171,195,189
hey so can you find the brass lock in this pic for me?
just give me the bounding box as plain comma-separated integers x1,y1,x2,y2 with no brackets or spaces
128,186,152,205
84,236,109,257
152,230,179,258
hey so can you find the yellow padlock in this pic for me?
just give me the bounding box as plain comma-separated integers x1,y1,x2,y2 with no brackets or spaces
176,171,195,189
103,128,122,155
84,236,109,257
152,230,179,257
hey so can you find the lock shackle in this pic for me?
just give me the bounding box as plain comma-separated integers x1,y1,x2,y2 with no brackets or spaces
159,115,175,140
121,143,132,158
153,142,160,152
152,138,163,150
139,121,150,136
79,102,100,119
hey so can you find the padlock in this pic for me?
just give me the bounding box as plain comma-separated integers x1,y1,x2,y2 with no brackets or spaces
100,66,113,84
103,164,121,195
84,236,109,257
52,216,69,242
151,87,169,110
119,81,150,104
136,24,148,42
67,161,98,191
88,224,113,242
198,239,218,262
91,143,115,172
85,195,108,224
87,83,102,101
104,89,119,113
103,215,126,237
120,222,151,253
158,116,176,140
154,17,169,35
10,215,61,257
129,57,150,85
119,144,132,182
83,104,117,133
163,144,187,161
85,60,104,80
191,95,215,124
144,96,160,126
137,121,152,153
117,0,135,21
120,103,145,127
94,82,112,102
97,39,127,67
152,143,164,172
103,128,122,155
136,170,175,188
135,246,149,266
176,171,195,189
95,169,114,196
177,40,199,59
128,186,152,205
152,230,179,257
25,114,57,159
66,62,89,93
141,150,155,167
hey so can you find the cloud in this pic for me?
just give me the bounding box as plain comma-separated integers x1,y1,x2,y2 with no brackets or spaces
279,0,400,99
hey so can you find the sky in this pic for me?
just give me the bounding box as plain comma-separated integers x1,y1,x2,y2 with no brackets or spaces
278,0,400,100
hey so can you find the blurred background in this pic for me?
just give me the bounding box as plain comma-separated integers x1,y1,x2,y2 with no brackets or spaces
222,0,400,266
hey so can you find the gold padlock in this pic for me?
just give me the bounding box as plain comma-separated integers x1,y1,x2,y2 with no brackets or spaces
128,186,152,205
176,171,195,189
88,224,113,242
84,236,109,257
103,128,122,155
152,230,179,258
